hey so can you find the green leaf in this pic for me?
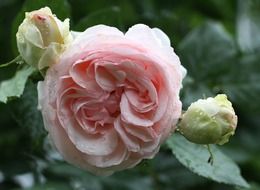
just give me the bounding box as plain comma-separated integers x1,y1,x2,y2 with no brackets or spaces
179,20,260,114
151,152,207,189
22,182,72,190
237,0,260,53
166,133,249,188
0,64,35,103
237,182,260,190
46,161,153,190
102,173,153,190
0,0,16,8
74,6,122,31
220,54,260,114
179,21,236,80
178,21,237,107
9,81,46,150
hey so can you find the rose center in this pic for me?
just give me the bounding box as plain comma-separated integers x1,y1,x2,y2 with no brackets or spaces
104,87,124,118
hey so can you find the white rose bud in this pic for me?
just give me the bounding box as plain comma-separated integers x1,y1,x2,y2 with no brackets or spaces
179,94,237,145
16,7,72,70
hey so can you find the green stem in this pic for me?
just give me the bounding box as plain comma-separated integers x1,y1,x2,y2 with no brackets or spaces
0,55,23,68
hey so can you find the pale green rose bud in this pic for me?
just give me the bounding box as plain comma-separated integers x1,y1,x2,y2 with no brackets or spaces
16,7,72,70
179,94,237,145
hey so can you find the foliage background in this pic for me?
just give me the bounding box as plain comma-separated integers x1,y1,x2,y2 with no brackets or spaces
0,0,260,189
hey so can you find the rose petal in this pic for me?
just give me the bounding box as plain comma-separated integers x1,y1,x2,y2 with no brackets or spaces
124,124,157,142
46,115,115,175
57,90,119,156
151,28,171,47
124,77,158,113
74,24,124,45
67,123,119,156
125,24,160,48
114,117,140,152
152,87,169,122
85,138,128,168
95,64,117,91
120,94,154,127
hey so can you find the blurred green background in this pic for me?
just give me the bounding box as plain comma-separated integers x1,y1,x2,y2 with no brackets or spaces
1,0,260,189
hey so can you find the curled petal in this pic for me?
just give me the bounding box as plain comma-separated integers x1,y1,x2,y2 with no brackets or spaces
120,94,154,127
114,117,140,152
67,123,119,156
85,138,128,168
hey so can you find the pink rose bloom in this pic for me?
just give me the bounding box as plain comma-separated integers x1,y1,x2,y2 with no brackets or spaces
38,24,185,175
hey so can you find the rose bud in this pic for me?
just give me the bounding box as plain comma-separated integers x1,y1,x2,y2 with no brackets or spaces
179,94,237,145
16,7,72,71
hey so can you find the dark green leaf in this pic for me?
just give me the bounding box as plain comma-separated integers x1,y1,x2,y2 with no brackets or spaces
166,133,249,188
179,21,236,81
237,182,260,190
102,173,153,190
22,182,72,190
179,20,260,115
179,21,237,107
9,81,46,149
237,0,260,52
219,52,260,114
74,6,122,31
151,153,207,190
0,0,16,8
